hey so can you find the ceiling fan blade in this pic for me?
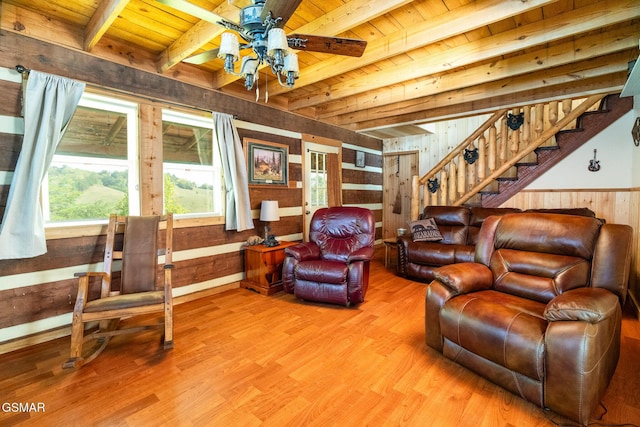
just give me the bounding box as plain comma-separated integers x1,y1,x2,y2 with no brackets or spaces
183,48,220,65
261,0,303,27
156,0,239,28
287,35,368,57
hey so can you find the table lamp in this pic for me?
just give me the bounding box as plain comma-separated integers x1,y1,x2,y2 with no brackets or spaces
260,200,280,246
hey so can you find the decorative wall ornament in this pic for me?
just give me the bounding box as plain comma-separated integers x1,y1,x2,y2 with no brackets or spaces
464,147,478,164
507,112,524,130
588,149,600,172
244,138,289,186
427,177,439,193
632,116,640,147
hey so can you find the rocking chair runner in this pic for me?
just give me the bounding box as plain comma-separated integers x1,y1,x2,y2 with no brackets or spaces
63,213,174,368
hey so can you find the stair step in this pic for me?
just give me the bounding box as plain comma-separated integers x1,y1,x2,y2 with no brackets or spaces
481,93,632,207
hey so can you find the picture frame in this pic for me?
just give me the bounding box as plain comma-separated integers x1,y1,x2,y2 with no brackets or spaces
355,150,366,168
244,138,289,186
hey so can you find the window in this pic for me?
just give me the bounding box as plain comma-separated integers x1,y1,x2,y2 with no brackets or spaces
162,110,223,217
43,93,139,224
309,150,328,207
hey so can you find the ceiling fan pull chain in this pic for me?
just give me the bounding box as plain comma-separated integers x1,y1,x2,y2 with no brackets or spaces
265,71,269,103
255,72,260,102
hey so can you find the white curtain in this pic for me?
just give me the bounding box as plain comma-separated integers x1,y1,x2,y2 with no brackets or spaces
213,112,254,231
0,71,85,259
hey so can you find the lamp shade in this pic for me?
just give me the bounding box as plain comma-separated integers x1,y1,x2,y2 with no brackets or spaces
267,28,289,56
260,200,280,222
282,52,299,76
218,32,240,61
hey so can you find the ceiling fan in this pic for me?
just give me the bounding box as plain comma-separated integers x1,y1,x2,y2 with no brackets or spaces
157,0,368,90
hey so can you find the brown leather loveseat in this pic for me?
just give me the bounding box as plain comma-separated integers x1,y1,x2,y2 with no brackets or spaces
425,212,632,425
397,205,597,283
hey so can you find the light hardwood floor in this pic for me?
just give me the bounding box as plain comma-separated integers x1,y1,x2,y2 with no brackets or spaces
1,248,640,426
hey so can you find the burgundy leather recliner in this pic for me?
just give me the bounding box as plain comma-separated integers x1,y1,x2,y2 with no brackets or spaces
426,212,632,425
282,207,375,306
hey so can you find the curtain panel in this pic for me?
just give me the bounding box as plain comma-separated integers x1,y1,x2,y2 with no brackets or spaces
0,71,85,259
213,112,254,232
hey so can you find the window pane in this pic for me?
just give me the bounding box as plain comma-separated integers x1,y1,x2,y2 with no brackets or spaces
45,94,138,224
309,151,328,207
162,111,222,217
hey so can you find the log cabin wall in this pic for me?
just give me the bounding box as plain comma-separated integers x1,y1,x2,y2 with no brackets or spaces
0,48,382,350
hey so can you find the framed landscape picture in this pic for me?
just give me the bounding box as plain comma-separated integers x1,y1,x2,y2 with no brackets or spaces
244,138,289,186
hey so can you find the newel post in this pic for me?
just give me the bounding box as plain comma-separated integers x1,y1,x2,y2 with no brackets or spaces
411,175,420,220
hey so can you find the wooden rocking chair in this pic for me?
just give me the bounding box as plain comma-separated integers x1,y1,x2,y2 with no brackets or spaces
63,213,174,368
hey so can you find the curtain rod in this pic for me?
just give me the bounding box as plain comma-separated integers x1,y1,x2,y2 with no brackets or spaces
14,64,239,120
15,65,30,74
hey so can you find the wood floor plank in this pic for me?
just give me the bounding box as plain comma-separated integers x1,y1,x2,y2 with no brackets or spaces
1,248,639,426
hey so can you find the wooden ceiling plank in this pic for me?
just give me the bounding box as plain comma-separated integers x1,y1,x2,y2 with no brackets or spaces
267,0,561,98
316,24,640,120
213,0,415,88
1,3,84,49
157,1,241,73
84,0,131,51
351,69,628,131
288,0,640,110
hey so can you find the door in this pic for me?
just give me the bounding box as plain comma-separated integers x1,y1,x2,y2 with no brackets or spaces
303,139,341,240
383,151,418,238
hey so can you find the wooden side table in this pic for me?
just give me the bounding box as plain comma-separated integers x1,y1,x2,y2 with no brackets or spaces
383,238,398,269
240,241,297,295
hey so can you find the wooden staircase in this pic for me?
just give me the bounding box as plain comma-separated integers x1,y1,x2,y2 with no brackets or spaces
410,93,633,219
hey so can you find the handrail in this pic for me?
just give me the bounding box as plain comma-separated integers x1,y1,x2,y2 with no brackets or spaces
411,94,605,219
419,109,508,185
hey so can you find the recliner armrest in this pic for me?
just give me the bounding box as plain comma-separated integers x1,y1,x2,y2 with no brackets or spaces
347,246,375,263
285,242,321,261
544,287,619,323
432,262,493,295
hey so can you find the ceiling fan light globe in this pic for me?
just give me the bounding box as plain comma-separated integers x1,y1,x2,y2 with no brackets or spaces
218,32,240,61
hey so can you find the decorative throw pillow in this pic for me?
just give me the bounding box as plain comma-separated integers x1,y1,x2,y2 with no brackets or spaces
408,218,443,242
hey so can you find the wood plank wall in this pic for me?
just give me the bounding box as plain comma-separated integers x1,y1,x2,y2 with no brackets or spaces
502,189,640,312
0,65,383,349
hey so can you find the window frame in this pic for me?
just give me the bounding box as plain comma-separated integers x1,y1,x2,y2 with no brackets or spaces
42,91,140,227
161,108,224,219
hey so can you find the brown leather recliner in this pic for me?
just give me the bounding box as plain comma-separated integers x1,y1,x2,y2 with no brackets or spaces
425,212,632,426
282,207,375,306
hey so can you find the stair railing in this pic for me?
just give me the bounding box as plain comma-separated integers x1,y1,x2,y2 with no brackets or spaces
410,94,605,220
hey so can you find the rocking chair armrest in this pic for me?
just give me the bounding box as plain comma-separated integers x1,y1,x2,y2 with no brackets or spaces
74,271,109,278
73,271,111,301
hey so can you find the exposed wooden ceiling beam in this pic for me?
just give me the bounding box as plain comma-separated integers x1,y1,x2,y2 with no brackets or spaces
212,0,415,89
156,1,241,73
266,0,560,99
84,0,130,51
353,69,628,131
316,24,640,121
104,115,127,146
288,0,640,111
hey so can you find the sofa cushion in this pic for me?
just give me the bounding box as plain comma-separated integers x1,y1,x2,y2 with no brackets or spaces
468,207,521,245
407,241,458,264
440,289,547,381
295,260,348,284
408,218,443,242
423,206,469,245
